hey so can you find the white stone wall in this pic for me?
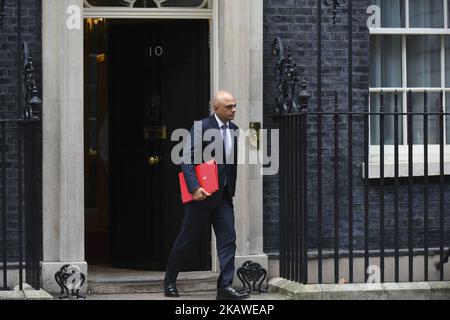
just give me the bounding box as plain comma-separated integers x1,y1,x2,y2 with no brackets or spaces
217,0,265,261
42,0,86,293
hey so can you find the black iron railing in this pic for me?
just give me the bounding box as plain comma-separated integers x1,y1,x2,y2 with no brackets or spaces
274,0,449,285
1,118,41,290
0,0,42,291
277,90,450,284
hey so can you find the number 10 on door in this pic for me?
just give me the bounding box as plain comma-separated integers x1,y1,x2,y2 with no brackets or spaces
149,46,163,57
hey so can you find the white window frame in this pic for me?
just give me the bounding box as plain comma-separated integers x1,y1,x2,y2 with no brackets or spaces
367,0,450,178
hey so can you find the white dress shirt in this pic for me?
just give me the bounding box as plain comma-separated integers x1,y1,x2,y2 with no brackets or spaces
214,113,232,158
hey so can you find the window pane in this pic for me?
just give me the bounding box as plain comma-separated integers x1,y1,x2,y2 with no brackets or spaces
446,93,450,144
409,0,444,28
407,35,441,87
370,35,402,87
449,0,450,29
445,36,450,87
370,0,405,28
410,92,440,144
370,92,403,145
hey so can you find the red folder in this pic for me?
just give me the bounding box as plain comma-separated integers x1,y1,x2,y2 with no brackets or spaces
178,160,219,204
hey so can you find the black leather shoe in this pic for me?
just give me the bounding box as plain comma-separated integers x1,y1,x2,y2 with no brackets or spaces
216,286,250,300
164,282,180,298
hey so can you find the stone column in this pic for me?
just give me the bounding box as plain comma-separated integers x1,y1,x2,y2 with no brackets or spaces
218,0,267,286
41,0,87,293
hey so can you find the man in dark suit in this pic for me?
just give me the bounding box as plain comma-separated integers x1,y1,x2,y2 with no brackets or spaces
164,91,249,300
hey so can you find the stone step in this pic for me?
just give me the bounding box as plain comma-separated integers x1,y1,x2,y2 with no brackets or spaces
87,267,219,295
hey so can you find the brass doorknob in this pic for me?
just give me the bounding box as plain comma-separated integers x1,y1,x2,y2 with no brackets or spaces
147,156,160,166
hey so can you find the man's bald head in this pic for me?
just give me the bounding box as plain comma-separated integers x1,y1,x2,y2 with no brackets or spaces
213,91,235,109
213,90,237,123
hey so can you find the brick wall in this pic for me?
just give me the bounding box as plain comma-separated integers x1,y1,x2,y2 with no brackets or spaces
0,0,42,262
263,0,450,255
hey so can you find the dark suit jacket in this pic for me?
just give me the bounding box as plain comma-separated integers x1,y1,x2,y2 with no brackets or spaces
181,115,239,206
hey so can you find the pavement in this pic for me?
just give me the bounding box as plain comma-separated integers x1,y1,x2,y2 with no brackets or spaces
83,291,291,300
269,277,450,300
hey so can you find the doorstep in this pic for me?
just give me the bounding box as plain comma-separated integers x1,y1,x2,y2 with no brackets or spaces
88,266,219,295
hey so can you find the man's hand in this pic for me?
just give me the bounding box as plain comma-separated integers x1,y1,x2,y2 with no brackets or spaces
192,187,211,201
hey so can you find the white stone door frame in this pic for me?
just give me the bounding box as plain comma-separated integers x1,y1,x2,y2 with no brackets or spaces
41,0,265,293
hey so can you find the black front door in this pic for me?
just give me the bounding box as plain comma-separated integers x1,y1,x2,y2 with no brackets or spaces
108,20,211,270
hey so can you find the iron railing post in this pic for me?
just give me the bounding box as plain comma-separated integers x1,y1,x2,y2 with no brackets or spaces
379,91,385,283
423,91,429,281
407,90,414,282
289,115,294,281
299,84,310,285
364,94,370,282
334,90,339,283
439,91,445,281
317,0,323,285
294,114,299,283
394,91,400,282
347,0,354,284
279,116,286,279
1,121,6,290
16,0,23,291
